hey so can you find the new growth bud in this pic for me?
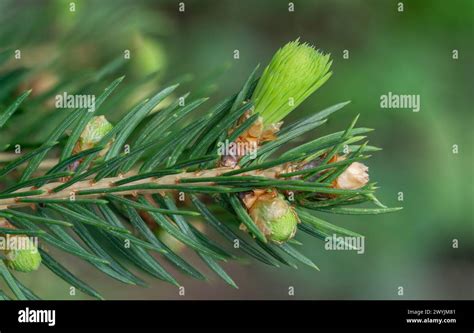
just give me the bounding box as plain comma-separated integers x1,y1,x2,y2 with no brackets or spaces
4,235,41,272
244,190,299,244
73,115,113,155
252,39,332,126
332,156,369,190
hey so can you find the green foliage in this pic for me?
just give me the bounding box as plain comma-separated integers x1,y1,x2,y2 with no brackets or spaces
0,43,401,300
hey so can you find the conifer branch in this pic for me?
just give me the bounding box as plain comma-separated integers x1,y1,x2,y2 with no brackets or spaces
0,39,402,299
0,166,284,210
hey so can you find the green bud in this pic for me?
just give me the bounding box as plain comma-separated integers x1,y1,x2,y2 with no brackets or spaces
4,236,41,272
74,116,113,154
249,193,298,244
252,39,332,125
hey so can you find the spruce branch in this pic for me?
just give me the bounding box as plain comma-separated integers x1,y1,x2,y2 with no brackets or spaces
0,39,402,299
0,166,283,210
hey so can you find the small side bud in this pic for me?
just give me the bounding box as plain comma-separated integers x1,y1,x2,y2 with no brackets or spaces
252,39,332,126
4,236,41,272
333,156,369,190
244,190,298,244
73,115,114,155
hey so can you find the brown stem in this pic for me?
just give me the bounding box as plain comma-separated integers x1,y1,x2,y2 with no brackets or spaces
0,166,284,210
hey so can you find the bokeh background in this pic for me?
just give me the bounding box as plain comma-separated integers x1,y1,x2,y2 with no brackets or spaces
0,0,472,299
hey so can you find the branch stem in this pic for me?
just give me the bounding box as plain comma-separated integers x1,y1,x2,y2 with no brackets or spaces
0,166,283,210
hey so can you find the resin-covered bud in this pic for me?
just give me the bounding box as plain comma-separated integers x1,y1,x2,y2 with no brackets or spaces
73,115,113,155
332,156,369,190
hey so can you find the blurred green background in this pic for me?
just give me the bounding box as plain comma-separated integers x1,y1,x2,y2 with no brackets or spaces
0,0,472,299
